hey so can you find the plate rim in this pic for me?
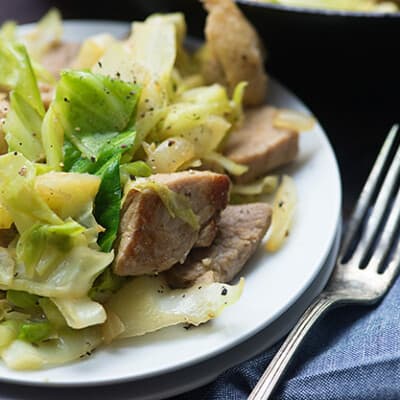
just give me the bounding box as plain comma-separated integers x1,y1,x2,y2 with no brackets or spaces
237,0,400,18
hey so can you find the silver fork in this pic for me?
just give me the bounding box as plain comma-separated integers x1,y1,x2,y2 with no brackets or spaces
248,125,400,400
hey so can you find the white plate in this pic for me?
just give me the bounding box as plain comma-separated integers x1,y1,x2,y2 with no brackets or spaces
4,21,342,386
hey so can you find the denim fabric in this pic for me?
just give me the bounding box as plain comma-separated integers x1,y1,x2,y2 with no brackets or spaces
174,277,400,400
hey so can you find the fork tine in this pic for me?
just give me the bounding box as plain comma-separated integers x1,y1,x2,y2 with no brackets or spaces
350,136,400,267
367,185,400,272
339,125,399,261
382,236,400,285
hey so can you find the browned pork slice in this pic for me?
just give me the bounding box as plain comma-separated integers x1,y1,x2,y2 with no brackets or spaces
223,106,298,183
202,0,268,106
114,171,230,276
195,218,218,248
41,42,80,77
165,203,272,288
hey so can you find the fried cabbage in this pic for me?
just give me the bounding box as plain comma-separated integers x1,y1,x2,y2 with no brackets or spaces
0,8,256,370
105,276,244,337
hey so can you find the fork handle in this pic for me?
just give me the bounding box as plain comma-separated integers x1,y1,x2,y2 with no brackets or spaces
248,293,339,400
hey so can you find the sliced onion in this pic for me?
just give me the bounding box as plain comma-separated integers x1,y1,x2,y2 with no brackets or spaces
273,109,315,132
266,175,297,252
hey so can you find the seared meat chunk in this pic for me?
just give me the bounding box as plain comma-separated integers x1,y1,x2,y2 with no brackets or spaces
114,171,230,276
165,203,272,288
41,42,80,77
224,106,298,183
194,218,218,248
202,0,268,106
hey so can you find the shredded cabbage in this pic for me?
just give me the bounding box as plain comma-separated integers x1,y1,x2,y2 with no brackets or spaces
105,276,244,337
2,326,102,370
0,8,259,370
0,153,113,298
203,151,248,176
266,175,297,252
230,175,279,204
51,297,106,329
22,9,63,61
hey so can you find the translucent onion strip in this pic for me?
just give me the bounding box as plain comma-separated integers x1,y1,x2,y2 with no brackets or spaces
273,109,315,132
266,175,297,252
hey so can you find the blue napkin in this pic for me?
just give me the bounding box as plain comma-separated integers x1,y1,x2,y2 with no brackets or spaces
175,275,400,400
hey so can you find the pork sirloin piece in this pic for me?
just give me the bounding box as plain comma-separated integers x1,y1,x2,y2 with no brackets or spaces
202,0,268,106
114,171,230,276
223,106,298,184
194,218,218,248
165,203,272,288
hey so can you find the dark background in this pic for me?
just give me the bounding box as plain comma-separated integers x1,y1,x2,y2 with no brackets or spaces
2,0,398,216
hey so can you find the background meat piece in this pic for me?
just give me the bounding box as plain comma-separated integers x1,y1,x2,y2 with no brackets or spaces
224,105,298,183
114,171,230,276
202,0,268,106
194,218,218,248
165,203,272,288
41,42,80,77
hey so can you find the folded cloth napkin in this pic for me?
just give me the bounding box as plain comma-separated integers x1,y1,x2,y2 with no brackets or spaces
174,276,400,400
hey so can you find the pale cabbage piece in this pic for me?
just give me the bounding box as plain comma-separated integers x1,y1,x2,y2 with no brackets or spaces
144,137,195,173
158,104,231,146
0,248,16,286
173,72,205,97
4,91,45,162
72,33,116,69
203,151,248,176
91,42,134,82
232,175,279,196
41,104,64,169
101,309,125,344
21,9,63,61
51,297,106,329
92,42,166,145
0,321,18,348
146,13,186,52
0,246,114,299
0,153,62,233
0,21,16,41
144,13,192,75
93,15,177,144
35,172,101,221
128,19,176,89
2,340,43,369
0,202,13,229
189,116,231,157
105,276,244,338
1,326,102,370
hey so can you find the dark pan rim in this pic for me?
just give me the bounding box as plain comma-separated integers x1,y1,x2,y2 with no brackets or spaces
236,0,400,18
